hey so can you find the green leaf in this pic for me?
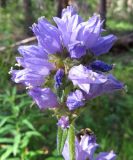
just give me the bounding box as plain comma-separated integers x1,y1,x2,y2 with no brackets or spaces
57,127,68,154
68,123,75,160
0,138,14,143
0,124,14,135
22,119,35,130
13,134,21,156
60,129,68,154
1,146,13,160
0,117,10,127
57,126,63,155
21,131,43,148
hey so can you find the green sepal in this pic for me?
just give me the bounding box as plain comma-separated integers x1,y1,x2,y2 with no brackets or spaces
68,123,75,160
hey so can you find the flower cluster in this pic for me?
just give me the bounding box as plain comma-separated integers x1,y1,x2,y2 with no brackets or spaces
11,6,123,111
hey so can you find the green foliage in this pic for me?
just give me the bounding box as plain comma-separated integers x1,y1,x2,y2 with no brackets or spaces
107,19,133,33
0,87,58,159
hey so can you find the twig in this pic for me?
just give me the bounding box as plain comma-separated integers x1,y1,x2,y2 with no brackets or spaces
0,36,36,52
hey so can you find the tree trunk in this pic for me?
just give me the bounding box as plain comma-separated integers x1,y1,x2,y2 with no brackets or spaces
23,0,34,36
0,0,7,8
57,0,69,18
99,0,107,28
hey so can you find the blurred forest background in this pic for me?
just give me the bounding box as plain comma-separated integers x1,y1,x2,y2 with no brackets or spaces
0,0,133,159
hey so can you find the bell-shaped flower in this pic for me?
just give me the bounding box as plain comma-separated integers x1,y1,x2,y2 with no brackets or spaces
53,6,82,48
16,57,54,75
11,69,45,87
66,90,85,110
62,134,116,160
68,41,86,59
54,69,64,88
89,60,113,72
54,6,117,59
18,45,48,59
32,17,62,54
90,35,117,56
57,116,69,129
28,87,58,109
95,151,116,160
85,74,124,100
68,64,107,94
11,45,54,88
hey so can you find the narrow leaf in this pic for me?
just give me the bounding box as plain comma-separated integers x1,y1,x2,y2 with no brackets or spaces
60,129,68,154
22,119,35,130
57,126,63,155
1,146,13,160
68,123,75,160
13,134,21,156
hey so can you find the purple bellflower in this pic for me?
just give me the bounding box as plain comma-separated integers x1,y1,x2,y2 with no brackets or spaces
85,74,124,100
89,60,113,72
54,69,64,88
28,87,58,109
32,17,62,54
62,134,116,160
68,64,107,94
66,90,85,110
57,116,69,129
11,45,54,88
53,6,83,48
11,69,46,87
18,45,48,59
10,45,57,109
54,6,117,59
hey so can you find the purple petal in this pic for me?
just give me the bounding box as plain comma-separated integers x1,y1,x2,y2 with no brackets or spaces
18,45,48,59
102,74,124,93
11,69,45,87
32,17,62,54
62,138,70,160
66,90,85,110
62,130,116,160
89,60,113,72
22,57,55,75
54,6,82,48
54,69,64,88
76,15,102,48
61,6,77,19
28,87,58,109
62,137,88,160
68,65,107,93
80,135,99,160
96,151,116,160
90,35,117,56
85,74,124,100
53,17,69,47
68,41,86,59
